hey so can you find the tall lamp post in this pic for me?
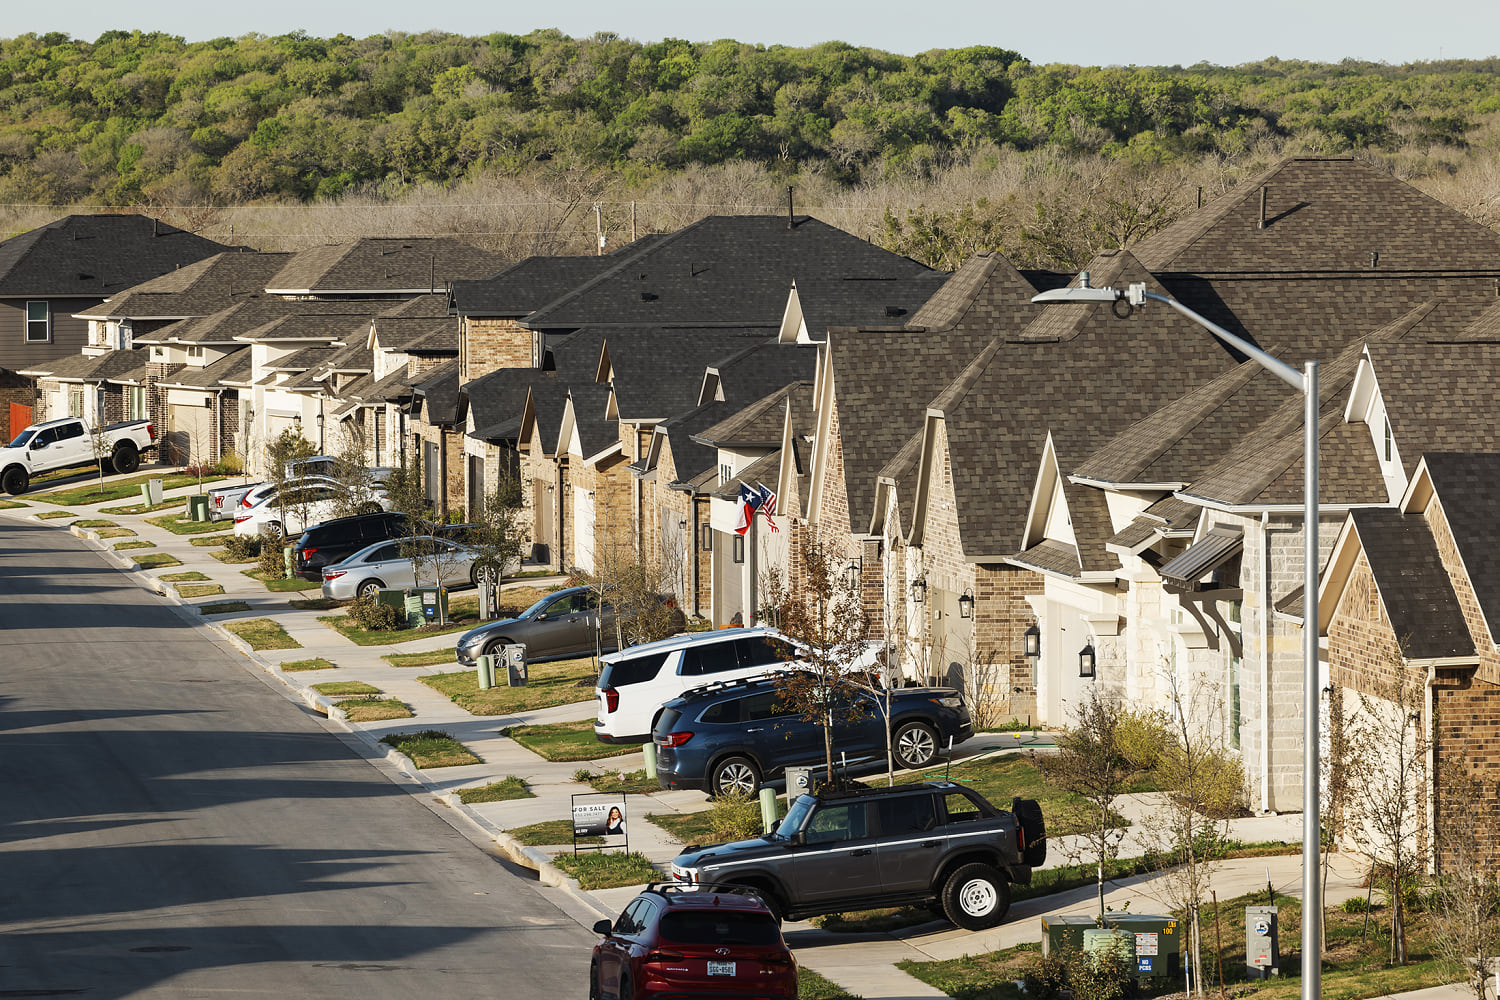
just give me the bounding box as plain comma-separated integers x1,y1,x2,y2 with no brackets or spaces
1032,279,1321,1000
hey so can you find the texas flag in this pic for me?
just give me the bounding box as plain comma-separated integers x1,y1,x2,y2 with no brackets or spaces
734,482,763,535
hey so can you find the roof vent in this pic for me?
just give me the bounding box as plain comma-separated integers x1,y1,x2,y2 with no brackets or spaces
78,272,94,281
884,305,905,317
641,291,658,301
1258,186,1268,229
1369,251,1379,269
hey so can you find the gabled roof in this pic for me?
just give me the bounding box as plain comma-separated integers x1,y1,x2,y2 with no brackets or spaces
466,328,605,447
77,251,292,319
695,382,813,449
156,348,252,390
362,365,416,404
265,238,504,295
0,214,234,296
452,255,616,316
566,381,617,461
411,359,463,424
21,348,150,382
139,298,396,345
1133,157,1500,274
604,326,774,422
522,216,931,329
786,272,951,340
829,254,1041,536
1364,342,1500,483
1337,506,1473,659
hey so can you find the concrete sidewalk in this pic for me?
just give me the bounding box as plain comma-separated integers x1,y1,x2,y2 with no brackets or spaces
2,468,1469,1000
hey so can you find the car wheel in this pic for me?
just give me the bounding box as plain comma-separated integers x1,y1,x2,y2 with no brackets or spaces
111,442,140,475
469,565,481,589
893,720,939,770
358,579,385,599
711,755,760,798
483,638,516,658
588,961,601,1000
263,521,283,542
1,466,28,496
941,862,1010,930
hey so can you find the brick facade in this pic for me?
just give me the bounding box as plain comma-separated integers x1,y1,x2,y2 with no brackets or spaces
462,317,532,383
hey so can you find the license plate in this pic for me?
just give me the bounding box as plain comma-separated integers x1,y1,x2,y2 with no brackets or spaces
707,961,735,976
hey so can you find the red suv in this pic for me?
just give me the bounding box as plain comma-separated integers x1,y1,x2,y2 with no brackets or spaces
589,883,797,1000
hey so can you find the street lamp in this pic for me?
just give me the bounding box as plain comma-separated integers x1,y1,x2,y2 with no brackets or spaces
1032,279,1322,1000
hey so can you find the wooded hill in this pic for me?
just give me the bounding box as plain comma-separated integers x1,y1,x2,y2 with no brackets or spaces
2,28,1499,207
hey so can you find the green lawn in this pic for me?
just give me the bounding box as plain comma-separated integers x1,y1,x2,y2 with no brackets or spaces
73,519,116,528
312,681,382,696
146,513,236,536
797,969,861,1000
550,851,657,890
0,498,26,509
96,527,136,538
222,618,300,650
383,648,457,668
133,553,183,569
199,601,252,615
506,820,601,846
161,571,211,582
33,473,218,506
176,583,226,598
418,656,598,714
279,657,336,672
504,720,639,762
458,777,533,804
577,767,660,795
99,498,187,515
241,568,323,592
318,611,480,646
37,509,75,519
339,697,414,722
114,540,154,550
379,730,480,768
210,547,258,564
190,534,230,546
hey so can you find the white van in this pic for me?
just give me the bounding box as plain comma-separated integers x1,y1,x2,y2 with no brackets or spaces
593,626,878,745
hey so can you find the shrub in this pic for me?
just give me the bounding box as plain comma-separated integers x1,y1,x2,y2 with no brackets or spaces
183,462,214,478
215,452,245,475
1342,895,1372,914
258,538,286,578
223,534,260,560
706,790,767,843
349,592,404,631
1021,944,1074,998
1065,947,1130,1000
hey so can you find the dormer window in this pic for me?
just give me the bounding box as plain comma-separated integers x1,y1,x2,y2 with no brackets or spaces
1383,419,1393,462
186,345,204,361
719,463,733,485
151,346,165,360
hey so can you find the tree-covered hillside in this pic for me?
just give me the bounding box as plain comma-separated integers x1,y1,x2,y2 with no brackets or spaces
2,28,1498,206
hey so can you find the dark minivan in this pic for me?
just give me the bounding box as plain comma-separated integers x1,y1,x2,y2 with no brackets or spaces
292,511,421,581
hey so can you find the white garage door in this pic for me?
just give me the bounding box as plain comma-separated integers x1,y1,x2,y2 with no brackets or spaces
167,403,212,466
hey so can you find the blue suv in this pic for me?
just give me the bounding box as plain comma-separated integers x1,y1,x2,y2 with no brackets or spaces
653,675,974,797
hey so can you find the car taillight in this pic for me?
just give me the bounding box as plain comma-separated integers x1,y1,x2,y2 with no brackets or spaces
234,515,250,523
146,423,156,441
643,950,686,965
603,688,619,713
323,569,346,581
756,954,795,967
300,547,317,561
656,731,693,748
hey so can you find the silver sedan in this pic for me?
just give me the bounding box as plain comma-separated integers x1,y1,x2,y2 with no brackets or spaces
320,536,482,601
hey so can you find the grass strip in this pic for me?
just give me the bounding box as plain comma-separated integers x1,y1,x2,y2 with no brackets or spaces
383,648,458,668
458,777,533,804
576,767,660,795
339,697,413,722
37,510,74,519
161,571,211,582
222,618,300,650
279,657,336,672
73,519,116,528
35,473,219,506
145,513,234,536
114,540,154,550
176,583,225,598
797,969,862,1000
550,851,657,890
241,568,323,592
312,681,382,695
96,527,136,538
190,535,230,546
210,548,258,564
507,820,600,846
319,612,478,646
133,553,182,568
199,601,251,615
418,657,598,714
379,730,480,768
503,720,638,762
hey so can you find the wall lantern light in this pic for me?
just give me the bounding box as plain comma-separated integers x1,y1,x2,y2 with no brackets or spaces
911,575,927,603
1023,624,1041,659
1079,643,1096,679
732,534,745,564
845,560,861,590
700,524,713,551
958,590,974,619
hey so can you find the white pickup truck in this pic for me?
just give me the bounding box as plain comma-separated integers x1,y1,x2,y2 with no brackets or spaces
1,416,158,495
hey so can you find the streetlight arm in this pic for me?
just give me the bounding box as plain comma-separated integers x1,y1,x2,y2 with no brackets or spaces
1031,284,1305,392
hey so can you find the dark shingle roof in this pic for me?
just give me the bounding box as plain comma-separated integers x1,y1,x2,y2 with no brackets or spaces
28,349,150,381
1346,506,1473,659
265,238,504,295
140,298,394,346
452,255,617,316
0,214,234,296
695,382,813,448
1421,452,1500,646
522,216,931,329
78,251,292,319
157,348,253,389
605,327,776,421
790,272,951,338
411,359,462,424
1134,157,1500,274
1366,342,1500,482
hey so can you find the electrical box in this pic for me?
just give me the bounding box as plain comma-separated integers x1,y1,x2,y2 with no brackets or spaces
1105,914,1182,984
503,643,528,686
1245,905,1280,978
1041,915,1098,957
785,766,816,798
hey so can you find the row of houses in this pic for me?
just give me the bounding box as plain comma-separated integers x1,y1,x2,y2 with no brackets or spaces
6,156,1499,860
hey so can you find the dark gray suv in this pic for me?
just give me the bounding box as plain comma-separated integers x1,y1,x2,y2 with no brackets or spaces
669,781,1045,930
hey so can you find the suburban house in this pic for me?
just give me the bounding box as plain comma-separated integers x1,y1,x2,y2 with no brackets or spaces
0,214,237,439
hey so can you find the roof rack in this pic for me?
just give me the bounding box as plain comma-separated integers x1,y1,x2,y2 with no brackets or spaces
815,779,960,800
643,881,767,904
678,671,800,698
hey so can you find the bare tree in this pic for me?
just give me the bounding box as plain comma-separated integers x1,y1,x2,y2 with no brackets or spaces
1033,686,1162,922
265,427,317,543
1341,647,1431,967
1428,756,1500,999
469,470,530,619
770,525,871,787
1135,670,1245,997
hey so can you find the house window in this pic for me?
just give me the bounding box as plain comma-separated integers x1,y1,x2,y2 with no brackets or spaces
1383,419,1393,462
68,388,84,417
1227,599,1242,749
719,463,732,485
26,301,50,342
186,345,204,361
126,386,147,421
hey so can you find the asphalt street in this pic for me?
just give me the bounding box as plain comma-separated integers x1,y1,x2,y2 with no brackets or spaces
0,520,593,999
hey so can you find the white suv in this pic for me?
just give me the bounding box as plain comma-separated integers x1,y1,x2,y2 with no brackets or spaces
594,626,879,745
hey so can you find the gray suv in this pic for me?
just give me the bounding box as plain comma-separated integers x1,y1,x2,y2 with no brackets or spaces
668,781,1045,930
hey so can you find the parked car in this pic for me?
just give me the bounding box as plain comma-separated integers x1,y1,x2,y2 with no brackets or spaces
292,510,422,581
652,675,974,796
320,536,483,600
594,627,880,746
207,480,266,522
232,477,390,539
590,882,796,1000
284,455,395,486
669,781,1046,929
455,586,685,667
1,416,157,495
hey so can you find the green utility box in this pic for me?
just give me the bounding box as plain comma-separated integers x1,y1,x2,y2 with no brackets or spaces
1041,914,1098,957
1106,914,1183,984
417,587,448,624
188,495,209,521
